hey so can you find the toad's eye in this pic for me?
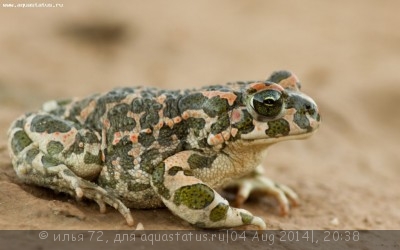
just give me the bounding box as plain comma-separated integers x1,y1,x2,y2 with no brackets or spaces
250,90,284,120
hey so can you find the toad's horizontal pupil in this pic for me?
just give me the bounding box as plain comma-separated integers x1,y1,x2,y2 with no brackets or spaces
251,89,284,120
263,98,275,105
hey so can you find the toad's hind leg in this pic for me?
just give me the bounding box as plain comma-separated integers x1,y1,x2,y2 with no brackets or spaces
150,151,266,229
7,113,133,226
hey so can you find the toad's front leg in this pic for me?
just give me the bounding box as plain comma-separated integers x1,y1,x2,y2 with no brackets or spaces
150,151,266,229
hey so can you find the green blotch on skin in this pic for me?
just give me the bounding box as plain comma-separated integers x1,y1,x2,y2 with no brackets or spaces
47,141,64,156
210,202,229,222
30,115,72,133
197,138,208,148
11,130,32,154
266,119,290,137
187,154,217,170
84,132,101,144
14,119,25,129
162,95,180,118
203,96,229,117
41,155,62,168
173,183,214,209
25,148,40,164
240,212,253,225
131,98,144,113
128,182,151,192
138,99,162,129
267,70,292,84
108,103,137,131
246,88,257,95
293,112,312,132
83,152,102,165
107,137,134,170
210,113,230,135
168,166,193,176
158,126,174,146
183,170,194,176
139,148,159,173
138,132,156,147
157,122,190,147
179,93,208,111
152,162,170,199
232,109,255,136
168,166,183,176
186,117,206,136
285,94,316,132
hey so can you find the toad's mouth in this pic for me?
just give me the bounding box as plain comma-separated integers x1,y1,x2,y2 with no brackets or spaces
240,129,318,146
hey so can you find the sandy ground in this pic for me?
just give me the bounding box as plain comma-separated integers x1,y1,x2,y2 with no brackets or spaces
0,0,399,231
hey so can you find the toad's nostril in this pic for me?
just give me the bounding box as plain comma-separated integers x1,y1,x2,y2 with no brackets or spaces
304,102,317,116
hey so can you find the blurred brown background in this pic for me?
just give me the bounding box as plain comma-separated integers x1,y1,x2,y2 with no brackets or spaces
0,0,399,229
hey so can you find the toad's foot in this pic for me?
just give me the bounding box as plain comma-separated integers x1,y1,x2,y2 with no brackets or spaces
32,161,134,226
226,166,299,216
58,169,135,226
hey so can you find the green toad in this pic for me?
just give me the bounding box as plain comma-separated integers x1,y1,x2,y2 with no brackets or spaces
7,71,320,229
